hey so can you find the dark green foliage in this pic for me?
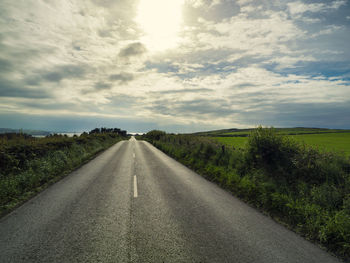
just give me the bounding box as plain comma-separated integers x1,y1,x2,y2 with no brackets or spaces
246,127,298,175
142,127,350,260
0,131,125,215
145,130,166,141
89,127,127,136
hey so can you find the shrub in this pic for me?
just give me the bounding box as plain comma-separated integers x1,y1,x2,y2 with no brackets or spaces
311,184,342,210
246,126,299,181
142,127,350,260
0,132,125,214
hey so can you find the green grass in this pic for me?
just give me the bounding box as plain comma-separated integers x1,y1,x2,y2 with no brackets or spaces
291,133,350,156
214,136,248,148
275,128,346,135
223,129,348,136
215,132,350,157
0,131,126,216
221,131,251,136
142,128,350,260
197,127,350,137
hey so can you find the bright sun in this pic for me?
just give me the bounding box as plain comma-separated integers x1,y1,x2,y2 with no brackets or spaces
136,0,184,51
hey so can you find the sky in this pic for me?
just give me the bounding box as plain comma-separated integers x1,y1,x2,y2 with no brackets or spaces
0,0,349,133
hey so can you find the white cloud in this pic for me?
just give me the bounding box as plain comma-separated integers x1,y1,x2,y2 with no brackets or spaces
193,11,305,58
223,67,350,105
118,66,350,127
288,1,324,15
266,55,316,69
330,0,348,9
1,0,349,131
187,0,221,8
299,16,321,23
287,0,346,15
236,0,254,6
311,25,344,38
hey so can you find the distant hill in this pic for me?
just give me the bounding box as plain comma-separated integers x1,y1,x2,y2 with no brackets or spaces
191,127,350,137
0,128,52,136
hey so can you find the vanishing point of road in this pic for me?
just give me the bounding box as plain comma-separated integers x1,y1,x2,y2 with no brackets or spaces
0,137,341,262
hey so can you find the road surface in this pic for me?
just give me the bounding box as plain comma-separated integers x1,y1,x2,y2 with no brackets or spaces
0,138,341,262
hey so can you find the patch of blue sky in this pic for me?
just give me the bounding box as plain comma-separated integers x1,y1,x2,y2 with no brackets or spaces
271,61,350,80
143,61,179,74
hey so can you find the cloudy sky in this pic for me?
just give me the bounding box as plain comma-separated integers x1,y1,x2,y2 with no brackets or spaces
0,0,349,133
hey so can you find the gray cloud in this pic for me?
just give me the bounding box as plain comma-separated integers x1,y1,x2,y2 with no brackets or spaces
0,58,13,73
81,82,112,94
42,65,86,83
90,0,117,7
94,82,112,91
0,78,51,99
174,99,234,116
73,45,82,51
17,101,77,111
24,76,41,86
152,88,213,94
231,83,258,89
119,42,147,58
109,72,134,83
101,94,146,113
234,101,350,128
148,98,234,117
0,111,160,133
175,99,235,117
228,92,278,106
20,64,88,87
98,29,112,38
1,0,349,132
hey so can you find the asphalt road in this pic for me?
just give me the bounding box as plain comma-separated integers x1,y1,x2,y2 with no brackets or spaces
0,137,341,262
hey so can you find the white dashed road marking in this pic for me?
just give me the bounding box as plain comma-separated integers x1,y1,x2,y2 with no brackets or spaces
134,175,138,198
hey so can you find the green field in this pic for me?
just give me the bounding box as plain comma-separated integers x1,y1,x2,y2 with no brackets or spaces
145,128,350,259
194,127,350,137
290,133,350,156
214,136,248,148
215,132,350,156
222,128,348,136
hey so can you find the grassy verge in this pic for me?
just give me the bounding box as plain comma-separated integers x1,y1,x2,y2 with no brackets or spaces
141,128,350,261
0,131,125,217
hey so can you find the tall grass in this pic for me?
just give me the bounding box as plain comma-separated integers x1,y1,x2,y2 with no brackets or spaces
142,128,350,261
0,132,125,215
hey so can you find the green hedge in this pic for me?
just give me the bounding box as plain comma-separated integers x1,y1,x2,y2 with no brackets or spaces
0,133,124,215
141,127,350,261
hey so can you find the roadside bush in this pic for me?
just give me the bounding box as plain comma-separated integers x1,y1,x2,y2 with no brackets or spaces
142,127,350,260
320,211,350,256
245,126,299,182
311,184,342,210
0,132,125,214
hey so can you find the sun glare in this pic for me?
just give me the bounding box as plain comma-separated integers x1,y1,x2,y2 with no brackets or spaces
137,0,184,51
